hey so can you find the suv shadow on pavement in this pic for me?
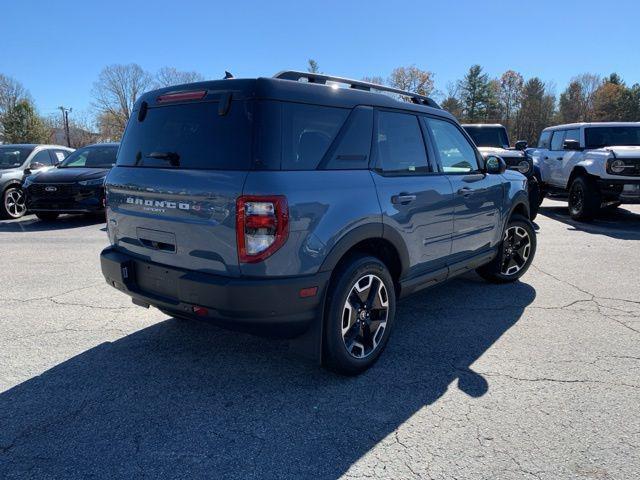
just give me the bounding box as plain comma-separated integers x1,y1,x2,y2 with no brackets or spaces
538,204,640,241
0,275,535,479
0,214,105,233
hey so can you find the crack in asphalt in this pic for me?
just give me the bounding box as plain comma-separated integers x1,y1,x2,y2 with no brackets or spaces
530,265,640,335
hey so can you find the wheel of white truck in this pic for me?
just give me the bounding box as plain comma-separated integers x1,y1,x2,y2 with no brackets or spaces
568,176,601,222
323,254,396,375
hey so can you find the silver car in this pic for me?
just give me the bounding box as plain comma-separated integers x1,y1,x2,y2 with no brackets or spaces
0,144,74,219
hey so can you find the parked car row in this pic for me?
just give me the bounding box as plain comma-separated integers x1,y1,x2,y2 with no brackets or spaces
0,143,118,220
460,121,640,221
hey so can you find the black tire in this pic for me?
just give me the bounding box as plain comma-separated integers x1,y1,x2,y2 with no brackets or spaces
36,212,60,221
476,214,536,284
528,179,541,221
568,176,601,221
323,254,396,375
0,186,27,219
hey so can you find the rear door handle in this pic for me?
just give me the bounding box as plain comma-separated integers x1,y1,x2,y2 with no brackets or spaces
391,194,416,205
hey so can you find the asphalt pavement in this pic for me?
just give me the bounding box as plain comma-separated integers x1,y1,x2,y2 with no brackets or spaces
1,199,639,479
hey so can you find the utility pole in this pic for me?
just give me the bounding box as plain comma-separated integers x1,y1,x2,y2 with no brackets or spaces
58,106,72,147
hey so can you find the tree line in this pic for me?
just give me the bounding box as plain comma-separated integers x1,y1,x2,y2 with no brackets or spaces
354,61,640,146
2,61,640,147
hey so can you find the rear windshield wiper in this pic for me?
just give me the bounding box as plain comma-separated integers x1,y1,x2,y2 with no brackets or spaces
145,151,180,167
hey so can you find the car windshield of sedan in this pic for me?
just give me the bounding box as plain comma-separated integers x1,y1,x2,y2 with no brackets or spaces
59,145,118,168
0,146,34,169
585,127,640,148
463,126,510,149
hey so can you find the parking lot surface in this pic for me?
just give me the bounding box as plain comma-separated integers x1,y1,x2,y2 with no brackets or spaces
1,199,639,479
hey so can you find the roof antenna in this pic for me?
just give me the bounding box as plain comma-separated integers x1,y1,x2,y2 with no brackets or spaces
224,71,234,79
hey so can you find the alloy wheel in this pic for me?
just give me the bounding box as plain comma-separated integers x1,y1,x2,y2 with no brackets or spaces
341,274,389,359
501,226,532,276
5,188,27,218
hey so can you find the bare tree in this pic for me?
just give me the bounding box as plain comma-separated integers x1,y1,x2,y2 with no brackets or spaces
91,64,153,140
575,73,601,121
388,65,435,100
155,67,205,88
499,70,524,136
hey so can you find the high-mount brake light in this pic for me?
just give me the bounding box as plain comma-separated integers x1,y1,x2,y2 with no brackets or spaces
157,90,207,103
236,196,289,263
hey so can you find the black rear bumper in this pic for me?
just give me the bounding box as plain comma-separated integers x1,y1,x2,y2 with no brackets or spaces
100,247,330,337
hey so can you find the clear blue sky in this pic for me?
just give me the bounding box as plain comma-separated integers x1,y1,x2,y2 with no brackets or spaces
3,0,640,120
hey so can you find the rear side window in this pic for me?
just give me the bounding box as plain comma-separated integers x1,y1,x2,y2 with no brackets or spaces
375,111,429,175
281,103,348,170
117,100,253,170
321,106,373,170
538,131,552,149
551,130,566,150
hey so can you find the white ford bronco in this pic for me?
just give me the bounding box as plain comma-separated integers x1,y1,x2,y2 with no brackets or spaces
529,122,640,220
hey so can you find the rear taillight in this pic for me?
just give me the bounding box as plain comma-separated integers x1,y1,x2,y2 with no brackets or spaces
236,195,289,263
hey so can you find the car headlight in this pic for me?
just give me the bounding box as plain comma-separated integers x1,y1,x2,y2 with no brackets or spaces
517,160,531,174
609,159,626,174
78,178,105,186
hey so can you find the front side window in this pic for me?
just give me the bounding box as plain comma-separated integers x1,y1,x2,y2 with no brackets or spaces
565,129,580,143
30,150,54,168
0,146,34,169
551,130,566,151
60,145,118,168
585,126,640,149
538,131,552,149
426,118,480,173
375,111,429,174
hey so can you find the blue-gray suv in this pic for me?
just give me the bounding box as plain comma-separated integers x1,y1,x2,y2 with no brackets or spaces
100,71,536,374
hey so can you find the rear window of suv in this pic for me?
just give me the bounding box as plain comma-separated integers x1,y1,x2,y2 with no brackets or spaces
117,100,253,170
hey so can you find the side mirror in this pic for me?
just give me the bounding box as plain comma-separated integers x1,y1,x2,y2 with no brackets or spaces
30,161,45,170
24,168,32,175
563,139,581,151
485,155,507,174
514,140,528,151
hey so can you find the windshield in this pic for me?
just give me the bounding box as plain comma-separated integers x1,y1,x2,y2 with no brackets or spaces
0,146,34,170
585,127,640,148
59,145,118,168
463,126,510,148
117,101,252,170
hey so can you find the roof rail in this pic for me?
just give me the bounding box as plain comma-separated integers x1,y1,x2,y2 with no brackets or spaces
273,70,441,109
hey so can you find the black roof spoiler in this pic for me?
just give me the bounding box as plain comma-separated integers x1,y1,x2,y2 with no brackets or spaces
273,70,441,109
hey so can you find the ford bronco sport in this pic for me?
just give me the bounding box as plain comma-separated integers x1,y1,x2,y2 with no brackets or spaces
100,71,536,374
462,123,540,220
529,122,640,220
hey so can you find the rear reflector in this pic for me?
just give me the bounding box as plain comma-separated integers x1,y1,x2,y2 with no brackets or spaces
157,90,207,103
299,287,318,298
192,306,209,316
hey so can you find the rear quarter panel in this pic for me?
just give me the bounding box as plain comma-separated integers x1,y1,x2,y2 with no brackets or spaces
240,170,382,277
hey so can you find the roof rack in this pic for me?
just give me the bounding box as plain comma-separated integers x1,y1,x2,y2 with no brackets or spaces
273,70,441,109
